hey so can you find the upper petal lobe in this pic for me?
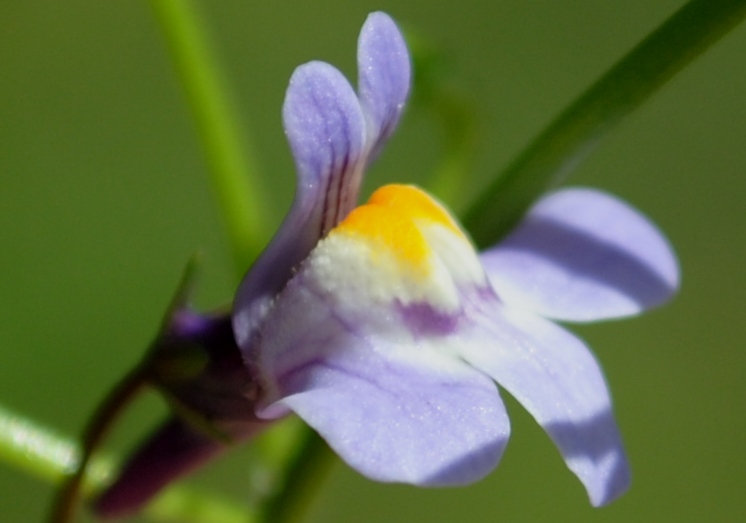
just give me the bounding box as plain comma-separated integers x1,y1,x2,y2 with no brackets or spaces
357,12,411,156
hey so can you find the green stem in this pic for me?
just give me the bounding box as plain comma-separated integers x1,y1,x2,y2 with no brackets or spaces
260,427,335,523
0,405,111,489
0,403,253,523
426,92,478,208
47,366,148,523
462,0,746,248
147,0,269,273
408,30,478,207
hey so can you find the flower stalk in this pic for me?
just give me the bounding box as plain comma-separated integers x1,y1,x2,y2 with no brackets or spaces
147,0,270,273
260,429,334,523
463,0,746,249
0,402,252,523
47,365,148,523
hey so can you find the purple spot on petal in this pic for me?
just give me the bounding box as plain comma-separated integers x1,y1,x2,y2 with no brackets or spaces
398,301,462,337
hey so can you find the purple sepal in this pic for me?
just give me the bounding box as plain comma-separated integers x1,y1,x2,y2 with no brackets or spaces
93,418,267,519
94,310,271,517
154,312,260,422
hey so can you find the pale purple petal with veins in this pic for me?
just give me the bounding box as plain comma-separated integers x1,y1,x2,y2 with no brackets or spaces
283,62,368,239
255,272,510,486
233,13,410,349
233,62,367,347
480,188,679,322
279,353,509,486
458,297,630,506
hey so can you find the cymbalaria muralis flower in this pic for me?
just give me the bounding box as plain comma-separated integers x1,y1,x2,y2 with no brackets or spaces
233,11,678,506
97,11,679,516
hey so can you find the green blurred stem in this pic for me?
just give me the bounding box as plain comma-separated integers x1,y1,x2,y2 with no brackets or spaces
0,403,253,523
462,0,746,248
47,365,148,523
407,30,478,207
260,427,335,523
148,0,269,273
426,92,478,208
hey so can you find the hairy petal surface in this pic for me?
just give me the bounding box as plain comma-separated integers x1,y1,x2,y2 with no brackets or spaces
458,299,630,506
234,62,367,347
255,271,510,486
357,12,411,156
480,188,679,322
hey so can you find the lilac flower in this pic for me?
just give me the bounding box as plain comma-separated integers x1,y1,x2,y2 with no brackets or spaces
97,12,678,516
232,11,678,507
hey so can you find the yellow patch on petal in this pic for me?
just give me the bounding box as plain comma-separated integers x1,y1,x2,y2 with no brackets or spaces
306,184,485,316
334,184,466,271
366,185,464,237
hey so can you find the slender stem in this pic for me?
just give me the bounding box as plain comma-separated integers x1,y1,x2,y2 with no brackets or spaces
0,406,112,488
147,0,269,273
426,92,478,208
0,402,254,523
462,0,746,248
47,365,148,523
147,486,256,523
408,31,478,207
260,428,335,523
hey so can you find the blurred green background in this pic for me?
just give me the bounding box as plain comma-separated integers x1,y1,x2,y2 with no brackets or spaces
1,0,745,522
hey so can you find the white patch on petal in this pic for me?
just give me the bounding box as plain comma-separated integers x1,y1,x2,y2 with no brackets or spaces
418,222,487,289
306,230,463,315
256,184,499,404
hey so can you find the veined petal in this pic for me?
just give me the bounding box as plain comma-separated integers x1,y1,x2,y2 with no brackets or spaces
458,300,630,506
480,188,679,322
255,261,509,486
233,62,367,347
234,16,412,349
283,62,368,238
357,12,411,156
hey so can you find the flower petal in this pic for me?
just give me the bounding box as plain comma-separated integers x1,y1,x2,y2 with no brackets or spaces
233,62,367,347
480,188,680,322
255,273,510,486
283,62,368,237
357,12,410,156
458,300,630,506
